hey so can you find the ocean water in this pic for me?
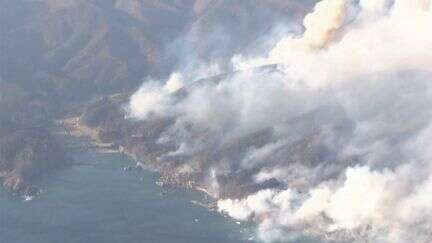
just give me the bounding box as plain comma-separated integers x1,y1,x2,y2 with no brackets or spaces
0,141,251,243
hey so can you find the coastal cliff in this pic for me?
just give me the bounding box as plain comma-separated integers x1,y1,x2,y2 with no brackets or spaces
0,129,65,195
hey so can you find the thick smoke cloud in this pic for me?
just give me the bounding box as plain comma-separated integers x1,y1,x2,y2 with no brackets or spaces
129,0,432,242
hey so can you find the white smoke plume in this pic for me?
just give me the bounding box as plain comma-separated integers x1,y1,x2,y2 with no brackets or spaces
129,0,432,242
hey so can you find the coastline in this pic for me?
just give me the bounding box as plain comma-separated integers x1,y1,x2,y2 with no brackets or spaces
61,115,219,208
0,138,248,243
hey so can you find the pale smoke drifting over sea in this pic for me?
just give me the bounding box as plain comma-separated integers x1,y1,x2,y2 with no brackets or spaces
129,0,432,242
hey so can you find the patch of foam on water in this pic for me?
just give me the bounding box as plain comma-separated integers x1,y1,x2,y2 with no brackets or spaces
23,195,35,202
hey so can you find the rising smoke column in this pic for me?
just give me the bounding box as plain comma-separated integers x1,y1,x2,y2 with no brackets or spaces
129,0,432,242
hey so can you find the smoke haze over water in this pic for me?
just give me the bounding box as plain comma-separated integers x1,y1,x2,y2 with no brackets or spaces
128,0,432,242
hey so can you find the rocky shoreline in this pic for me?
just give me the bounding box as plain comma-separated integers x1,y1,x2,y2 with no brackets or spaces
62,114,210,195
